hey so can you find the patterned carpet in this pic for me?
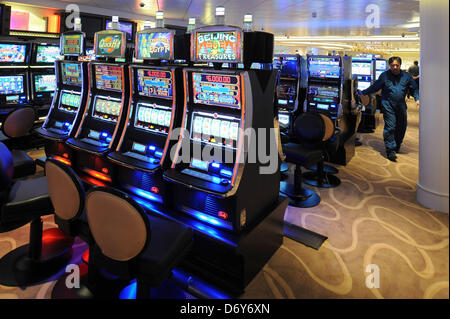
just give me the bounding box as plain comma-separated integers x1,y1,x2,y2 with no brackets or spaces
0,99,448,299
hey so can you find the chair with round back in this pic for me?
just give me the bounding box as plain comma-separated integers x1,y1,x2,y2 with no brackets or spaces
1,107,37,179
300,113,341,188
0,143,74,287
279,112,324,208
85,187,193,299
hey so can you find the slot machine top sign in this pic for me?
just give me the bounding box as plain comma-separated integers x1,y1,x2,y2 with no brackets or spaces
192,27,243,63
136,31,174,60
95,30,126,58
61,33,84,56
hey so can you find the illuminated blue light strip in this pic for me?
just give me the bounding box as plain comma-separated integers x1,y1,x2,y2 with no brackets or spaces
125,185,163,204
180,205,233,231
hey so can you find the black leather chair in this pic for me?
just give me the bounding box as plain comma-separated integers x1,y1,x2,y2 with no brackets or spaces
280,113,323,208
85,186,193,299
1,107,37,179
300,113,341,188
0,142,74,287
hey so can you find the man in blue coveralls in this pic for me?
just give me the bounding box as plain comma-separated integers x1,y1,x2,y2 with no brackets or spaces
360,56,420,162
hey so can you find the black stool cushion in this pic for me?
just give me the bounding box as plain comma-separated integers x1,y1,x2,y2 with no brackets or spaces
1,176,54,224
11,150,36,179
283,143,323,168
137,214,192,283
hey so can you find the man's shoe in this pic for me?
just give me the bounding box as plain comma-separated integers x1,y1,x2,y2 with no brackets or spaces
387,151,397,162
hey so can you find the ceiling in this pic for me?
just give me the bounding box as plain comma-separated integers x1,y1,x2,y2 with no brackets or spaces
6,0,421,53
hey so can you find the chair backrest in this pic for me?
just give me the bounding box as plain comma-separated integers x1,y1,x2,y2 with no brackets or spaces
0,142,14,191
293,112,335,146
86,187,150,262
45,158,85,222
2,107,36,138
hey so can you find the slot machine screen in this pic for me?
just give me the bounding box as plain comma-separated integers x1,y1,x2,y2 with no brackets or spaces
192,72,242,109
193,30,242,63
61,34,83,56
190,111,241,149
106,20,134,41
34,74,57,92
95,64,123,92
134,103,172,134
0,75,24,95
308,57,341,79
136,69,173,99
358,81,371,90
95,32,125,58
308,85,340,103
92,96,122,122
280,57,299,78
0,43,27,63
375,70,383,80
376,60,387,70
59,91,81,113
36,45,62,63
61,62,82,86
136,32,173,60
352,61,372,76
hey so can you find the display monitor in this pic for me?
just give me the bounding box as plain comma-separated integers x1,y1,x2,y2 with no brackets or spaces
0,75,24,95
193,29,242,63
35,45,62,63
280,57,299,78
136,68,173,99
59,90,81,113
135,103,172,134
192,72,242,109
61,34,84,56
34,74,57,92
357,81,371,90
376,59,387,70
190,111,240,149
352,61,372,76
106,20,134,41
136,31,173,60
308,57,341,79
95,64,123,92
375,70,383,80
94,31,126,58
0,43,27,63
61,62,82,86
92,96,122,122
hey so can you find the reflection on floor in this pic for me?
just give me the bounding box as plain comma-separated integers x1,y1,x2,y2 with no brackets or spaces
0,100,448,299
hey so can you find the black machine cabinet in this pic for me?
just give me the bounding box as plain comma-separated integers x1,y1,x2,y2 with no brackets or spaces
306,55,358,165
164,67,281,234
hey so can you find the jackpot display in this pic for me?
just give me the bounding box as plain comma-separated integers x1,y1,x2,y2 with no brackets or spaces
36,45,61,63
136,32,173,60
192,73,241,108
137,69,173,99
62,34,83,56
61,62,82,86
308,56,341,79
95,32,125,58
194,30,241,62
0,43,26,63
0,75,24,94
95,64,123,92
34,74,57,92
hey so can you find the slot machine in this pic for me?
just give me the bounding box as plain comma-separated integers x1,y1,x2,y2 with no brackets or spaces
306,55,357,165
29,43,61,114
35,27,88,166
0,42,30,115
373,58,387,112
66,19,131,185
107,26,187,204
164,24,280,234
161,22,287,294
352,56,376,133
272,54,306,132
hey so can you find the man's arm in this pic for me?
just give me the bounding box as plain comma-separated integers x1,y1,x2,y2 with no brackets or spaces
362,74,385,96
408,74,420,101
